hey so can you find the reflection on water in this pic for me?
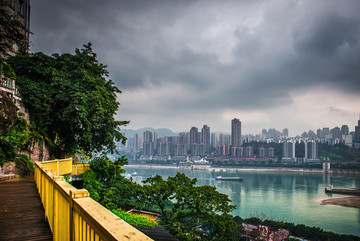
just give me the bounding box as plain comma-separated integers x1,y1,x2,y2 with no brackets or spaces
124,166,360,236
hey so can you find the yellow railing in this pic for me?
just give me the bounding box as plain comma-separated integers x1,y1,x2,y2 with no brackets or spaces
34,161,153,241
40,158,73,176
72,163,91,176
39,158,90,176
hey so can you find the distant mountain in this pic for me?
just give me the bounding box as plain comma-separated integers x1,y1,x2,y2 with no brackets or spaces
121,127,179,138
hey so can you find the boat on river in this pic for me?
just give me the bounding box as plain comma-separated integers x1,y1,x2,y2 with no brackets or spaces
215,176,243,181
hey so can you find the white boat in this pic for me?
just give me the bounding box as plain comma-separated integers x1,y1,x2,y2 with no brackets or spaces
215,176,243,181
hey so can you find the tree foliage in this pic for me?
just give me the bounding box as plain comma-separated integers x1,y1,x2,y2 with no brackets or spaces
0,117,34,175
111,209,158,228
82,155,143,210
142,173,238,240
8,44,129,157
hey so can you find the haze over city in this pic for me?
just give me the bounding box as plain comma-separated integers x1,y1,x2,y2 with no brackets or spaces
30,0,360,135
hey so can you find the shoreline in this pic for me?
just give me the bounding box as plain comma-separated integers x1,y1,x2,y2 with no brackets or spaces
124,164,360,174
318,196,360,209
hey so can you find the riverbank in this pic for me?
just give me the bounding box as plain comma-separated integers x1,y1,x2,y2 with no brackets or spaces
125,164,360,174
319,197,360,209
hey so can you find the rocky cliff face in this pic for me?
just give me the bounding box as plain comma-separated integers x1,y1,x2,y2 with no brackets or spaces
1,90,51,176
0,91,18,135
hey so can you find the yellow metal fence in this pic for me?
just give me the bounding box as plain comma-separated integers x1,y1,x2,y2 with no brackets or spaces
34,161,153,241
39,158,91,176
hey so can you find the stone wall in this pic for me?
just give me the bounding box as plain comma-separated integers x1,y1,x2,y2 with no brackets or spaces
20,141,51,163
0,162,17,175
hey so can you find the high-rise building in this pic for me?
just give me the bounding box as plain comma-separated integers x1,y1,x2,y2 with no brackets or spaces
218,144,230,157
322,128,330,139
143,131,153,143
331,127,341,140
304,140,319,161
231,118,242,147
201,125,210,153
355,117,360,149
316,129,322,139
282,140,295,161
245,146,253,158
282,128,289,137
341,125,349,136
190,127,199,145
211,133,218,148
143,131,154,156
133,134,140,151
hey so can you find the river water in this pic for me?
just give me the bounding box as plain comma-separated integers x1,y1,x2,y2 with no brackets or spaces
123,165,360,236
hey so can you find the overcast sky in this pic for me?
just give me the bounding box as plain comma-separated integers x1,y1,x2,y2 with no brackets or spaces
30,0,360,136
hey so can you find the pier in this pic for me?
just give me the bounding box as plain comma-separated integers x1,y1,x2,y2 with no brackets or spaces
325,186,360,195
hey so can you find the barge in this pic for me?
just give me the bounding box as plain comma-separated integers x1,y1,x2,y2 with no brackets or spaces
215,176,243,181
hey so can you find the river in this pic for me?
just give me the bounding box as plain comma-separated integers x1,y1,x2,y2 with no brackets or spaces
123,165,360,237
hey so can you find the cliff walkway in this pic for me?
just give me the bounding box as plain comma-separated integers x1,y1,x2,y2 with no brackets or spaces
0,177,53,240
0,159,154,241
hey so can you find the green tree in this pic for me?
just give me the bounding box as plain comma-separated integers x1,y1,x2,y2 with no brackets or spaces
82,155,143,210
8,44,128,158
142,173,238,240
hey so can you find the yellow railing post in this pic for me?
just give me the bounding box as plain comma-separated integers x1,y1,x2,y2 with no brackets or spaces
70,189,90,241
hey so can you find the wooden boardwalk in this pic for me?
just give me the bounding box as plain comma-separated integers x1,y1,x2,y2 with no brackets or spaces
0,177,53,241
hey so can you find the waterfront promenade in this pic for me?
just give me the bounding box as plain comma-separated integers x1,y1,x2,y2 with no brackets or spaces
0,177,53,240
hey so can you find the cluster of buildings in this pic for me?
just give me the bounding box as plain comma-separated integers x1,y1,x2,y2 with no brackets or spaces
282,140,319,162
124,118,276,162
122,117,360,163
300,125,356,147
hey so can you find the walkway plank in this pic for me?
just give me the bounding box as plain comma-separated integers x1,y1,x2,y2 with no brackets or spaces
0,177,53,241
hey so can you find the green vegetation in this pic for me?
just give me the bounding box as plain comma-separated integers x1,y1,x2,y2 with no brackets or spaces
111,209,157,228
82,155,143,210
82,156,240,240
142,173,239,240
318,143,360,162
0,117,35,175
8,44,128,158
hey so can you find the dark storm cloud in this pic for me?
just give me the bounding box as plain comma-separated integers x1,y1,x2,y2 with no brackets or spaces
294,14,360,57
31,0,360,112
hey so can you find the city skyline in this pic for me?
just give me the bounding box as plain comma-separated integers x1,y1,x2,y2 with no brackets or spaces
30,0,360,135
123,117,359,139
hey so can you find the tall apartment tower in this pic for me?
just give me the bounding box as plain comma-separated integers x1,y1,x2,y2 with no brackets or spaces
282,128,289,137
211,133,218,148
201,125,210,153
133,134,140,151
190,127,199,145
143,131,153,143
282,140,295,161
355,117,360,149
304,140,319,161
231,118,242,147
341,125,349,136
